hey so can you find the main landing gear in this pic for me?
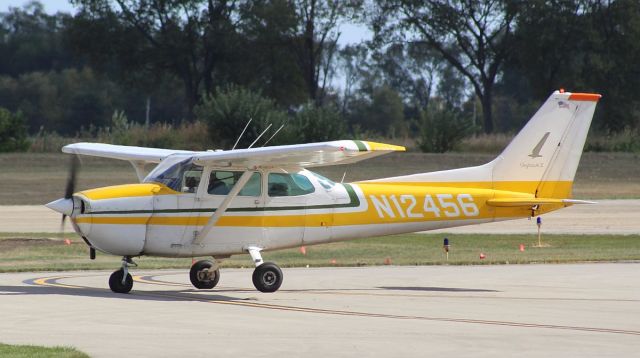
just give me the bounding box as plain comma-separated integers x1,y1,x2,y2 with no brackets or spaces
109,256,136,294
108,250,283,294
189,248,283,293
248,246,283,293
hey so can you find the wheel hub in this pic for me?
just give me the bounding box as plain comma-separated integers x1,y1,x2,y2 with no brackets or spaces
262,271,276,286
197,268,213,282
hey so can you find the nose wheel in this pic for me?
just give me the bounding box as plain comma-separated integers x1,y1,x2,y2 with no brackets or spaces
109,257,136,294
190,260,220,289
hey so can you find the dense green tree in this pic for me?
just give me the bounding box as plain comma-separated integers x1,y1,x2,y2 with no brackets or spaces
235,0,308,107
195,85,292,149
71,0,242,118
418,101,475,153
349,85,405,136
373,0,519,133
370,42,443,110
291,103,346,142
293,0,361,105
0,1,75,76
503,0,640,131
0,107,29,152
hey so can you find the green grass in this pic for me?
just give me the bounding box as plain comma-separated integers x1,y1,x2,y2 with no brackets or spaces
1,233,639,273
0,343,89,358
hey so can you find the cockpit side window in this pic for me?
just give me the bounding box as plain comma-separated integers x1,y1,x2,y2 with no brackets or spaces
208,171,262,196
182,167,203,193
268,172,315,197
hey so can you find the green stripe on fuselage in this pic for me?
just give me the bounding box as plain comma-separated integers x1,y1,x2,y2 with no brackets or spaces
89,184,361,215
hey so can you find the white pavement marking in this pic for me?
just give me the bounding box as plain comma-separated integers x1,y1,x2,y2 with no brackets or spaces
0,264,639,357
2,200,639,235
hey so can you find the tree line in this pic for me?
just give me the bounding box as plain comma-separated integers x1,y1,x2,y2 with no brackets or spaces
0,0,639,152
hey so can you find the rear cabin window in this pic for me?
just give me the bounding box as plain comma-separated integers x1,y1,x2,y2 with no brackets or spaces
208,171,261,196
268,173,315,197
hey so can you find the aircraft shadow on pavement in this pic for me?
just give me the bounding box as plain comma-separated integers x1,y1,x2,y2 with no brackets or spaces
378,286,499,293
0,284,252,303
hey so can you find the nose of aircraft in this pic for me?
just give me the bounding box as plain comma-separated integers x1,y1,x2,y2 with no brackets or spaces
45,198,74,216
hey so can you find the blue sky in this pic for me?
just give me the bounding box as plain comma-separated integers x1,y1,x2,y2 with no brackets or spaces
2,0,76,14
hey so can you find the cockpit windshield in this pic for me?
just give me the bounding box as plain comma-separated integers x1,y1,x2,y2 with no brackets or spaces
143,156,202,192
308,171,336,190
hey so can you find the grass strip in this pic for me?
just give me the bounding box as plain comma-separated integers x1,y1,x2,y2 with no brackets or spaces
0,233,639,272
0,343,89,358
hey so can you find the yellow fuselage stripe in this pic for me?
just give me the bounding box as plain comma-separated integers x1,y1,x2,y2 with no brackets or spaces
74,180,570,227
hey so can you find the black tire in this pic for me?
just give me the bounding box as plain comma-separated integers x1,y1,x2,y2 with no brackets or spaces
252,262,283,293
109,269,133,294
190,260,220,289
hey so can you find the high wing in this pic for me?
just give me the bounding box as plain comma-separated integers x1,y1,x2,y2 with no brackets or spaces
63,142,195,163
62,140,405,169
191,140,405,168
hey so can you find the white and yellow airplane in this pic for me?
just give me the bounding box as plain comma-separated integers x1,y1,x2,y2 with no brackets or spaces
46,90,599,294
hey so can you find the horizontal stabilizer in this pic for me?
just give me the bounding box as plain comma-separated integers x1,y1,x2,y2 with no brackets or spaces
487,198,596,207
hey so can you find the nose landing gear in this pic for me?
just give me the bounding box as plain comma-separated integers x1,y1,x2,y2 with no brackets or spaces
109,256,136,294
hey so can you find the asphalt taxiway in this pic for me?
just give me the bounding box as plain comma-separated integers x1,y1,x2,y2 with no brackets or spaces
0,264,638,357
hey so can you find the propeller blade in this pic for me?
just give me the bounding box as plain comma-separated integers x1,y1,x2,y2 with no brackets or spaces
59,212,67,244
64,155,80,199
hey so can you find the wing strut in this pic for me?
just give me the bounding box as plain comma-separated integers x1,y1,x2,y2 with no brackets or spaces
129,161,147,182
193,170,254,244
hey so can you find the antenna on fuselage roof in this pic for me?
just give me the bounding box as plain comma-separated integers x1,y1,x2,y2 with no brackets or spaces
232,117,253,150
248,123,273,149
261,123,286,147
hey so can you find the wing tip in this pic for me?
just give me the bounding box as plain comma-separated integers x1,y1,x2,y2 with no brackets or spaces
361,141,406,152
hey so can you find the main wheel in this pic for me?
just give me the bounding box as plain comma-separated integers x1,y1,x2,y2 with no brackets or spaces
109,269,133,294
252,262,283,293
190,260,220,289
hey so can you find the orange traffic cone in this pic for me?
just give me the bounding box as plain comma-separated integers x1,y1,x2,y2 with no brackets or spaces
299,246,307,255
330,259,337,265
519,244,525,252
64,239,71,245
384,257,392,265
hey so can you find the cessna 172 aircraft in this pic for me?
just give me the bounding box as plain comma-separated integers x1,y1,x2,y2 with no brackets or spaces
46,90,599,294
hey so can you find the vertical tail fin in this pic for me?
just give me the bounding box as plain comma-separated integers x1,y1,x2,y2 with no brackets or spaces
369,91,600,199
491,91,600,198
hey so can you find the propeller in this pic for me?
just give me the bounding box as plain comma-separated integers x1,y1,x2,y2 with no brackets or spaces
48,155,95,259
60,155,80,229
